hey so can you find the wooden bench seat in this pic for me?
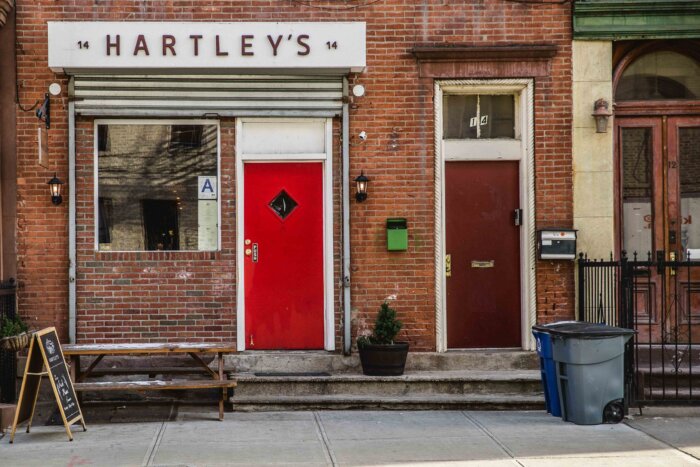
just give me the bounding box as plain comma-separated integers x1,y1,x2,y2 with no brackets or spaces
74,379,237,392
86,367,235,377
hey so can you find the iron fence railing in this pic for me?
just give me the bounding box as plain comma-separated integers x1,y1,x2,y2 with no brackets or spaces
0,279,17,403
579,252,700,406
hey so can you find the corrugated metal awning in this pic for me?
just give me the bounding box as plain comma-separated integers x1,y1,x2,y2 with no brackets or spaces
71,74,344,117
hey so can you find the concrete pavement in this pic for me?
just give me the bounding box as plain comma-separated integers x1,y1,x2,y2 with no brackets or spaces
2,407,700,466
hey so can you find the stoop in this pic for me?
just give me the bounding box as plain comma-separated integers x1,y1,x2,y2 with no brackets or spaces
225,350,545,411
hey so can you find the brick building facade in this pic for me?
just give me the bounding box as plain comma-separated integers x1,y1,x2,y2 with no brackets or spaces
12,0,573,353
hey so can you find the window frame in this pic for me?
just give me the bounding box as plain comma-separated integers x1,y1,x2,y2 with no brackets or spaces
93,119,221,253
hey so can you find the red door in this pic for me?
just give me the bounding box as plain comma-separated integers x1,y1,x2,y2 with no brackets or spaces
445,161,522,348
244,162,324,350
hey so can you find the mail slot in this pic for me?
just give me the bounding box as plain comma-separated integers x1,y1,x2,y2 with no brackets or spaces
387,218,408,251
538,229,577,260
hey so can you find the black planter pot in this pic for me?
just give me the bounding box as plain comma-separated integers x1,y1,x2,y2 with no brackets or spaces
358,342,409,376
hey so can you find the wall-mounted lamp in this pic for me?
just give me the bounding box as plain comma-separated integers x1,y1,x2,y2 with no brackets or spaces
47,173,63,205
354,171,369,203
592,98,612,133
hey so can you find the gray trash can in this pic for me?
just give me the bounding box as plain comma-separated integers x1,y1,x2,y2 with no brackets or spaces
548,322,635,425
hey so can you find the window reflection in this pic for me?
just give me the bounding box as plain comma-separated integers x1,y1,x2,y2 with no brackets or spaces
97,123,218,251
443,94,515,139
622,128,653,255
680,127,700,259
617,51,700,101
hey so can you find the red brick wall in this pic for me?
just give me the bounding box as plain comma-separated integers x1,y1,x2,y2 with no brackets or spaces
15,1,573,348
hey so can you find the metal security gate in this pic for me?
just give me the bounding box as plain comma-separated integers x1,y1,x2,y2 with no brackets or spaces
579,252,700,406
71,75,343,117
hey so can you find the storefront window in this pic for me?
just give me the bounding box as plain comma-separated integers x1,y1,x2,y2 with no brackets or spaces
617,51,700,101
97,123,219,251
443,94,515,139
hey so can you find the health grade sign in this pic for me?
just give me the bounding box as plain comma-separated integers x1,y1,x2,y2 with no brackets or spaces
48,22,366,73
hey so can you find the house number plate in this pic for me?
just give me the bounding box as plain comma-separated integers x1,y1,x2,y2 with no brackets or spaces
252,243,259,263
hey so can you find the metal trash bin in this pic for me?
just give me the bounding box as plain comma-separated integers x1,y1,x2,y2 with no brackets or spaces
548,322,635,425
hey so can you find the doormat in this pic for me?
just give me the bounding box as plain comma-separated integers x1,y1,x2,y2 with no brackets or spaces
254,372,331,377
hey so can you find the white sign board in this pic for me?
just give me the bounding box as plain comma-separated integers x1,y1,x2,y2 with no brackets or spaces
198,200,218,251
198,176,217,200
48,22,366,73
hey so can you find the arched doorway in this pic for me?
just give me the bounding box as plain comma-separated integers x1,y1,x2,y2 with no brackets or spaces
616,44,700,257
615,44,700,343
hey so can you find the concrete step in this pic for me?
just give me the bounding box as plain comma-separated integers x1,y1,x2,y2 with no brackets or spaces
228,369,544,411
224,350,539,373
230,370,542,397
230,393,545,411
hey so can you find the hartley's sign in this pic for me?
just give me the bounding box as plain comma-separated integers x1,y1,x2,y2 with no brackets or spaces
48,22,366,73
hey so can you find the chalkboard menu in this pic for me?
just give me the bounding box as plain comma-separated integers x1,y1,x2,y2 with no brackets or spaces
39,331,81,422
10,327,86,443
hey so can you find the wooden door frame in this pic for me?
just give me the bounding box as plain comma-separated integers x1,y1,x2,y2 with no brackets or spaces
235,118,335,351
434,79,536,352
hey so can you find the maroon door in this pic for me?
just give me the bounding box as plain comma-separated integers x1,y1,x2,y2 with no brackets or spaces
446,161,522,348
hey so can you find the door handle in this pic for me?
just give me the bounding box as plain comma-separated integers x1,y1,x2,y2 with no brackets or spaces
445,254,452,277
245,239,259,263
513,208,523,226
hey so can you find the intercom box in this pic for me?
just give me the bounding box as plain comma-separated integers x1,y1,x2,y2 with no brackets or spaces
538,229,577,260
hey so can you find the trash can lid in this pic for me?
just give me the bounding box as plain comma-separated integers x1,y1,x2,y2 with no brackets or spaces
532,321,579,333
543,321,636,338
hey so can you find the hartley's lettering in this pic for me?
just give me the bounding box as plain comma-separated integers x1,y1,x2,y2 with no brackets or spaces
104,33,313,58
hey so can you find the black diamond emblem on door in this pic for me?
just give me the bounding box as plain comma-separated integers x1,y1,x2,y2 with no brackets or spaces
269,190,298,220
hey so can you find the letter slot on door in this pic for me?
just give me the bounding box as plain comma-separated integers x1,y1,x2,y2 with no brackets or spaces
538,229,577,260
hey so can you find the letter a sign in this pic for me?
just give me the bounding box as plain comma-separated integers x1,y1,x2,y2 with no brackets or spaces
198,176,217,200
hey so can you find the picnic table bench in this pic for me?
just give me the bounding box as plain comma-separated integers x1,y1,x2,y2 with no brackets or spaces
63,343,236,420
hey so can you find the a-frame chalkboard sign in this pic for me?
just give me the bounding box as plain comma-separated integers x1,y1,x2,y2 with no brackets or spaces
10,327,86,442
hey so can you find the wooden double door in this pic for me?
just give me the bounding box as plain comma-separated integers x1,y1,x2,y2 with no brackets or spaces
618,116,700,341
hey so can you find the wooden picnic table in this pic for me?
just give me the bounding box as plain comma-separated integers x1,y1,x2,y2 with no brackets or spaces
63,342,236,420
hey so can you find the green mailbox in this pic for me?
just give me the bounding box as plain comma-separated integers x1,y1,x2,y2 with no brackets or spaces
386,218,408,251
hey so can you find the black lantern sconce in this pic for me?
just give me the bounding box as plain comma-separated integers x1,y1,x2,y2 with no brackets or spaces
47,173,63,205
592,98,612,133
354,171,369,203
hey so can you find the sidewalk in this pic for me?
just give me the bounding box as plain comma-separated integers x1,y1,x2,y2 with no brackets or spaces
2,406,700,466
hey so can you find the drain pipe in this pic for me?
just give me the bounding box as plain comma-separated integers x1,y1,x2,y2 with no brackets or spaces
68,97,76,343
342,77,352,355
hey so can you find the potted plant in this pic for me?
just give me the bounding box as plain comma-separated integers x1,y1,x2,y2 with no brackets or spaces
0,315,30,352
357,301,409,376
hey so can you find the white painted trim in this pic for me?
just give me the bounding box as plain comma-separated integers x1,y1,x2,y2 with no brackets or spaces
92,119,222,253
240,153,327,161
323,119,335,351
435,79,536,352
236,118,335,351
236,119,245,352
444,140,522,161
